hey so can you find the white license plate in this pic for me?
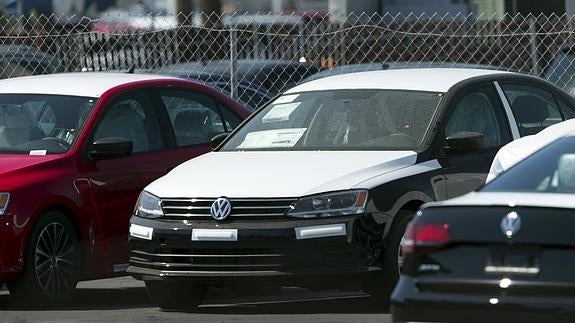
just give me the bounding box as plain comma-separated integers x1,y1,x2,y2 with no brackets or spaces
192,228,238,241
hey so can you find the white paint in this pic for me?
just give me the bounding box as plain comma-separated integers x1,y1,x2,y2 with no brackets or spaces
426,191,575,210
145,150,417,198
192,229,238,241
486,119,575,182
286,69,513,94
129,224,153,240
0,73,178,98
295,223,346,240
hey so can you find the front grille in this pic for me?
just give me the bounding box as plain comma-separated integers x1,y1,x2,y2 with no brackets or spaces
161,197,297,219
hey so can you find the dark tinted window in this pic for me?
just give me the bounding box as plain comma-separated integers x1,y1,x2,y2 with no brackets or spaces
159,90,225,146
445,84,511,147
501,83,563,136
93,92,163,153
558,98,575,119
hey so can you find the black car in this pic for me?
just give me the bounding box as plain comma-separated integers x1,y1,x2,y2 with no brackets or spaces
127,68,575,310
159,59,320,110
391,133,575,322
0,44,61,78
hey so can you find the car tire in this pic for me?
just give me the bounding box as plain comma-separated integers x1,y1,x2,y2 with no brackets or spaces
363,209,414,307
145,281,207,310
8,211,81,306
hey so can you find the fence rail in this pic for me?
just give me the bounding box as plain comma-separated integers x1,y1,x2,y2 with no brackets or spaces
0,12,574,108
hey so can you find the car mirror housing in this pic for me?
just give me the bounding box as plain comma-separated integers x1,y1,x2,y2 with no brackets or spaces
89,137,133,161
445,131,487,153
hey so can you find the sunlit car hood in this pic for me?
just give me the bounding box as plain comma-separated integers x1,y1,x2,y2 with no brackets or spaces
146,151,417,198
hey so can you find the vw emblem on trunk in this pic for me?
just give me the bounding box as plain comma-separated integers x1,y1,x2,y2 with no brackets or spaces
500,211,521,238
210,197,232,221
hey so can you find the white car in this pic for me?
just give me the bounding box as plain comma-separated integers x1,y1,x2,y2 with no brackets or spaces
126,68,575,310
487,118,575,182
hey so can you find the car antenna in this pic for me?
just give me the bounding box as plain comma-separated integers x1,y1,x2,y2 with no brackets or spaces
127,65,135,74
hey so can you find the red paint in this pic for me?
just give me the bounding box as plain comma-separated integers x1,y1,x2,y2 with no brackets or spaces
0,78,249,282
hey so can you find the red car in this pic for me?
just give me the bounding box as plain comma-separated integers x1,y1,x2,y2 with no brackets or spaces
0,73,250,304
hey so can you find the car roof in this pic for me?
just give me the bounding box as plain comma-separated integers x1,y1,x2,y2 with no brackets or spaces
0,72,179,97
288,68,514,93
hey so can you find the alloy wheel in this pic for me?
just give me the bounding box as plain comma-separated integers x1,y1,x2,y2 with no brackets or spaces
34,222,77,298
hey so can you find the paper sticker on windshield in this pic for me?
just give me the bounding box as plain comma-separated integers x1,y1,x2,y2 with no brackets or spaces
272,94,299,105
262,103,300,123
29,150,47,156
237,128,307,149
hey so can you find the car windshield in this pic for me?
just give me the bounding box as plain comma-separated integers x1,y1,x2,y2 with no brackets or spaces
221,89,443,151
0,94,96,154
484,135,575,193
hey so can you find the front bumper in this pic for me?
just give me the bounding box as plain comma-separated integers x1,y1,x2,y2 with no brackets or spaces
391,277,575,323
0,213,29,281
128,215,381,287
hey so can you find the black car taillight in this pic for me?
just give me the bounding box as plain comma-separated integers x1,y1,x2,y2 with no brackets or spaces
401,221,451,256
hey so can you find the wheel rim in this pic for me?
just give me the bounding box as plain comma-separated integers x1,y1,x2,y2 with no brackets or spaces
34,222,77,298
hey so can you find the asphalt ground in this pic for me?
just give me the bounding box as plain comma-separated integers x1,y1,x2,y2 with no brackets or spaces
0,276,392,323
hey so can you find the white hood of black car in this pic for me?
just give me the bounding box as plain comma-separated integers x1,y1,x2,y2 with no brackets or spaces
145,151,418,198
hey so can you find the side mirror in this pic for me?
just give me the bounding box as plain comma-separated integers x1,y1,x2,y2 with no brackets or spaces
89,137,133,161
445,131,486,153
211,132,230,149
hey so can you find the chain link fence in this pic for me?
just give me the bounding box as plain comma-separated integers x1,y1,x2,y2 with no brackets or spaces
0,12,574,109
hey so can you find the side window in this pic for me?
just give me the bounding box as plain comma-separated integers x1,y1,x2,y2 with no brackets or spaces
445,84,511,148
159,90,225,147
501,83,564,136
92,91,163,153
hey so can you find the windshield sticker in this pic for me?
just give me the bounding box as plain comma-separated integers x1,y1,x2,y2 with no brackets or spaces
29,150,47,156
237,128,307,149
262,103,300,123
272,94,299,105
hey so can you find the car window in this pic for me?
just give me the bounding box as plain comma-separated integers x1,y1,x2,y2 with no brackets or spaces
92,91,163,153
217,103,241,130
445,84,511,148
501,83,564,136
159,90,226,147
484,135,575,193
222,89,443,151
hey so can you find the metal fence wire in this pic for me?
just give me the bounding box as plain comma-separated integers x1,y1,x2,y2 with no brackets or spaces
1,11,575,109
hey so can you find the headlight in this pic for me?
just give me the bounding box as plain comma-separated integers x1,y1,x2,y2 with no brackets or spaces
0,192,9,215
134,191,163,219
287,190,368,218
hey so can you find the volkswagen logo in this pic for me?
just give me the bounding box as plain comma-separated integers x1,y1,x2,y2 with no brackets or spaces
500,211,521,238
210,197,232,221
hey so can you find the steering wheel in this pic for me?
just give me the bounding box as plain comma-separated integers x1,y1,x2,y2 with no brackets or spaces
41,137,71,150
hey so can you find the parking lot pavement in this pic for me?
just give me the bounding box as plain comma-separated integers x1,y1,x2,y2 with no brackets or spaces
0,276,391,323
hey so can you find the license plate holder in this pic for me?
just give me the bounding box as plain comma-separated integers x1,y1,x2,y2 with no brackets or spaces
485,246,540,275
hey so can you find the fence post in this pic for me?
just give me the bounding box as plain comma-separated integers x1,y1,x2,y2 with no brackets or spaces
530,16,540,76
230,19,238,101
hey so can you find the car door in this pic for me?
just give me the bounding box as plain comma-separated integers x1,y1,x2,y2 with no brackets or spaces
143,88,241,186
439,82,513,198
80,90,166,272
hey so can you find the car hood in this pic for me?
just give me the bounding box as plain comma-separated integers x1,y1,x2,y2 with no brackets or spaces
0,154,62,174
146,151,417,198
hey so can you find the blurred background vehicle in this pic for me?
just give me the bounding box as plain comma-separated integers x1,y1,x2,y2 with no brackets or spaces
487,118,575,182
0,44,61,78
159,59,320,110
392,130,575,323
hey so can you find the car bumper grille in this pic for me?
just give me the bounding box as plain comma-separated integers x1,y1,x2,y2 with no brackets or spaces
160,197,297,219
